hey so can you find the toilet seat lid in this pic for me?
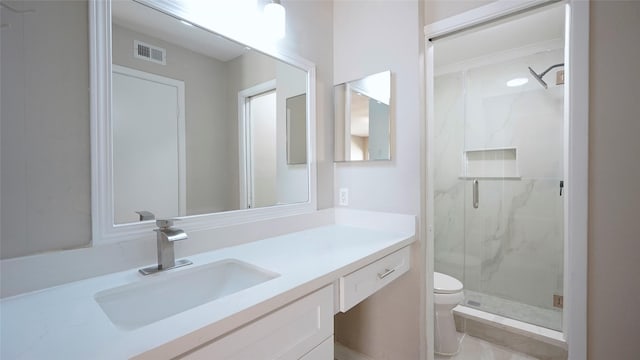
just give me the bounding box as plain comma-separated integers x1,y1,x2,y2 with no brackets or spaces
434,272,463,294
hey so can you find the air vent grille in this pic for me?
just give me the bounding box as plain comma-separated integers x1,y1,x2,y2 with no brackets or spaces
134,40,166,65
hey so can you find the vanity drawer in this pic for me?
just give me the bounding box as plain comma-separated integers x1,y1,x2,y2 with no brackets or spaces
180,285,333,360
339,246,410,312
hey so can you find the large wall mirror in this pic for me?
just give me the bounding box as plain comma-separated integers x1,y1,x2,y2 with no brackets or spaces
334,71,392,162
95,0,316,242
0,0,317,256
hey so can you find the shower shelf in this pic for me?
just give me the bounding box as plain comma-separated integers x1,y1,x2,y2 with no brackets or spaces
460,147,520,179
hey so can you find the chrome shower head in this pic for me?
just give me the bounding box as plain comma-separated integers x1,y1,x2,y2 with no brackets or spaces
528,66,548,89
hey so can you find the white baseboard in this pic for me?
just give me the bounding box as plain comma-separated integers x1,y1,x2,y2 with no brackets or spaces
334,342,374,360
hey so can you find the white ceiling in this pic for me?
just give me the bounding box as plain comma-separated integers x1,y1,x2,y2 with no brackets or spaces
434,4,565,67
111,0,247,62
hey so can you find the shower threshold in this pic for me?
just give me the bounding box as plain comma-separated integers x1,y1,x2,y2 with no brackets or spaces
453,305,567,358
462,290,562,331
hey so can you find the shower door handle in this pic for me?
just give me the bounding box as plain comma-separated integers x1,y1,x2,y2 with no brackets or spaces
473,179,479,209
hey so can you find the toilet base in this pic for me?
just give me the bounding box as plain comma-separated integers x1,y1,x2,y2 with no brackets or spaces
435,332,465,356
434,307,464,355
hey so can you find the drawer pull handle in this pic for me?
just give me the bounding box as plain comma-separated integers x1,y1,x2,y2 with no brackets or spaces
377,268,396,279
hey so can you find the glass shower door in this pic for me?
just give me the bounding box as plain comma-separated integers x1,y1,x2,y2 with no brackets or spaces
460,54,565,331
432,0,568,333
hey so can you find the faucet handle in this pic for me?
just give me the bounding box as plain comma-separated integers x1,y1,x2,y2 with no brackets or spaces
156,218,178,229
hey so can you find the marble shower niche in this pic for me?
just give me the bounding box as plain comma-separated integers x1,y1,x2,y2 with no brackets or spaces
434,49,565,331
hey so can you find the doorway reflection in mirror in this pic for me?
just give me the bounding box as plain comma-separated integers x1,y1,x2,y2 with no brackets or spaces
334,71,391,162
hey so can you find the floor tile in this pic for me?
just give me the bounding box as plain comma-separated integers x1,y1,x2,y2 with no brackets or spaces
435,334,539,360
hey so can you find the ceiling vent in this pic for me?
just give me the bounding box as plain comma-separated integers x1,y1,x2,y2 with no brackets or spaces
134,40,166,65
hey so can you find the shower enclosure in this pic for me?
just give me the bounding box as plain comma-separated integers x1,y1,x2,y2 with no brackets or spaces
432,4,566,331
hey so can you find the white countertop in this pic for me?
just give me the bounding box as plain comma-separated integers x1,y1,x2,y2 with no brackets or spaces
0,223,414,359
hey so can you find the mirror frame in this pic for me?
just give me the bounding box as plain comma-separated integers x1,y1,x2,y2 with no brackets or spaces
90,0,317,245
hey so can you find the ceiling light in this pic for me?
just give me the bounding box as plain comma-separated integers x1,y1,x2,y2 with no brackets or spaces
506,78,529,87
264,0,285,40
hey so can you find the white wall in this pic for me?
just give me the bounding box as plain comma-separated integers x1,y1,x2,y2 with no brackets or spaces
1,0,91,259
333,1,423,359
333,1,421,215
424,0,493,25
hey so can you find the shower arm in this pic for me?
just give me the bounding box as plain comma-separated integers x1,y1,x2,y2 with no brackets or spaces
537,63,564,79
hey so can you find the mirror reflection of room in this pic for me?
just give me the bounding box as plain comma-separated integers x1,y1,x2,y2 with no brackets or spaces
110,1,309,224
334,70,391,162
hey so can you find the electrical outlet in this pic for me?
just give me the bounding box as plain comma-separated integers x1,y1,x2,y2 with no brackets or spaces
339,188,349,206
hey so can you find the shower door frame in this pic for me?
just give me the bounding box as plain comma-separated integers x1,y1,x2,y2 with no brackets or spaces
423,1,589,359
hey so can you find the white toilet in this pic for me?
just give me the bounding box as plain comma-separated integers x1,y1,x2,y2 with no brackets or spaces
434,272,464,356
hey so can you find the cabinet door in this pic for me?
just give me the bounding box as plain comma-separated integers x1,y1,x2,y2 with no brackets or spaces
299,336,333,360
180,285,333,360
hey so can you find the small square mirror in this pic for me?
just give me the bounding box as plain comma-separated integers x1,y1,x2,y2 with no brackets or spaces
334,71,391,162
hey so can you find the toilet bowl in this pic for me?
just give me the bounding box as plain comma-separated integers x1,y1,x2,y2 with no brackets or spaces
434,272,464,356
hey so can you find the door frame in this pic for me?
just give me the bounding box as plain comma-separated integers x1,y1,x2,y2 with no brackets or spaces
423,1,589,359
111,64,187,219
237,80,277,209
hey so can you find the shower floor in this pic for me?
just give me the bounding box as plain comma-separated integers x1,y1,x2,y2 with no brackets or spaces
464,290,562,331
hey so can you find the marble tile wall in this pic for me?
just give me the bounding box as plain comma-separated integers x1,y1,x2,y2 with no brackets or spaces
434,49,565,313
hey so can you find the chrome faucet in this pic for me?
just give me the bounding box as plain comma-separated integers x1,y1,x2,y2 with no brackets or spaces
139,219,192,275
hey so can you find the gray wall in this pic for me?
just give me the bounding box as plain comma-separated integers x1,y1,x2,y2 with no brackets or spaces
1,0,91,259
112,24,236,215
588,1,640,358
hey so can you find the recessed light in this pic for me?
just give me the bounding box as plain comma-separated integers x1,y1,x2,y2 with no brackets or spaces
506,78,529,87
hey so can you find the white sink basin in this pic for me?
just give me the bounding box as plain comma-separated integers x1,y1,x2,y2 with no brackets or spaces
95,259,279,330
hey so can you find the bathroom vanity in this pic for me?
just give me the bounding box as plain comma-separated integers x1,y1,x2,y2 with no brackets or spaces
0,1,414,358
0,211,415,359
